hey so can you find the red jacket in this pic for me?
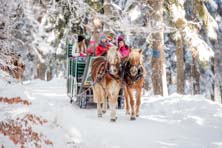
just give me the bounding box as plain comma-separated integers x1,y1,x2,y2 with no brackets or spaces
96,44,110,56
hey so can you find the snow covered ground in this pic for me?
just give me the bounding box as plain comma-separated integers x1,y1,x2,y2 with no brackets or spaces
1,78,222,148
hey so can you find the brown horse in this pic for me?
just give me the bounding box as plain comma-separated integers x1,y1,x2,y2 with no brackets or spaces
123,49,146,120
91,46,122,122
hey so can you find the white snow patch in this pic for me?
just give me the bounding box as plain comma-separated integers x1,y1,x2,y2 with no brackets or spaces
0,79,222,147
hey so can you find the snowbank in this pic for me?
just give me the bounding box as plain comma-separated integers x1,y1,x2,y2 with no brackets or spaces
0,79,222,148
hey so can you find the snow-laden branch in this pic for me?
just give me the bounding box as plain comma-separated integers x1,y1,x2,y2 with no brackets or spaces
168,0,214,62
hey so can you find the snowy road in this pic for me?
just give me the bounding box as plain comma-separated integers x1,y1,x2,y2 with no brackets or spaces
1,79,222,148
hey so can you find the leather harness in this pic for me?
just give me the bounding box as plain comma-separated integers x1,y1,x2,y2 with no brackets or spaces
95,57,144,87
123,61,144,85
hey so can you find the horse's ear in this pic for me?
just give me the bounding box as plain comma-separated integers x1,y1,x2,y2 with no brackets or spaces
139,49,143,54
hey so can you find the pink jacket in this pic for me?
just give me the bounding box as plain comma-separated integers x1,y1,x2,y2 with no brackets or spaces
119,46,130,58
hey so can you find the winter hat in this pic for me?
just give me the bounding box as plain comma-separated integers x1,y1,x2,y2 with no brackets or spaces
107,32,114,40
78,35,85,43
117,35,124,44
99,34,107,42
107,35,112,41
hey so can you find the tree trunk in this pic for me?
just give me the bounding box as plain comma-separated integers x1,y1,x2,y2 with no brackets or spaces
103,0,112,32
148,0,168,96
37,63,46,80
176,36,185,94
192,54,200,94
46,68,52,81
220,83,222,103
211,57,215,101
92,19,101,55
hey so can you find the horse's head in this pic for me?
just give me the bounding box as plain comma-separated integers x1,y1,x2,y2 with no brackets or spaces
106,46,121,76
127,49,143,77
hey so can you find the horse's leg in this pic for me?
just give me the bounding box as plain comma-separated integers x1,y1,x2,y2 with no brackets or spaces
109,93,118,122
136,87,142,117
95,85,102,117
102,90,107,114
109,84,120,122
97,102,102,117
124,86,130,115
127,87,136,120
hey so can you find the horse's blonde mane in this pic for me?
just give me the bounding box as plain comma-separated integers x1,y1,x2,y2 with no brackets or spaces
129,48,144,64
107,46,120,62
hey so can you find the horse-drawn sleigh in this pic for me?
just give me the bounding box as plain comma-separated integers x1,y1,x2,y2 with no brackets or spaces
66,43,125,109
66,42,146,121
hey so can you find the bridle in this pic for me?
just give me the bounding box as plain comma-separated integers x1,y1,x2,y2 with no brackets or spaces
124,59,144,84
106,53,121,80
127,60,141,73
129,63,141,70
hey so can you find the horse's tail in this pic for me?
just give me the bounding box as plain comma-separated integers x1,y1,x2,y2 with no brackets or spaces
91,57,106,82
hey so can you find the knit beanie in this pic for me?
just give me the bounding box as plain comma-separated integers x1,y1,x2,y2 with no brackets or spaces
117,35,124,44
99,34,107,42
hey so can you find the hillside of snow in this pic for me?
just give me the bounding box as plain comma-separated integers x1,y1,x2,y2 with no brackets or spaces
0,79,222,148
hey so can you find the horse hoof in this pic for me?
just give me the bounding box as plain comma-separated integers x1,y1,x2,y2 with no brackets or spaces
98,114,102,117
126,112,130,115
130,117,136,120
110,118,116,122
102,110,106,114
136,114,139,117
